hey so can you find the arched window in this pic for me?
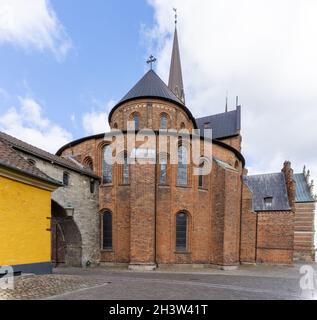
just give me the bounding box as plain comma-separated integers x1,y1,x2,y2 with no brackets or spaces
102,211,112,250
177,145,188,186
160,113,168,129
176,212,187,251
103,145,112,184
122,152,129,184
113,123,118,129
63,172,69,186
159,154,168,184
180,122,185,129
133,113,139,130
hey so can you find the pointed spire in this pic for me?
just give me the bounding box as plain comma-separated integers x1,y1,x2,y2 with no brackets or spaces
168,9,185,104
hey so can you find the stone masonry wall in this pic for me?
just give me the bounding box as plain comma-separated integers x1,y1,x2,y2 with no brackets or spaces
16,152,100,266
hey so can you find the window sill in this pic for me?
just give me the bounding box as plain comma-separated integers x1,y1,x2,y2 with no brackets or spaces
118,183,130,186
176,185,191,189
158,184,170,187
174,251,191,254
101,183,113,187
198,188,209,192
101,249,114,252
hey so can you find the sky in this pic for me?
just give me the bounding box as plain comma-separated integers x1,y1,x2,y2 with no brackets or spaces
0,0,316,191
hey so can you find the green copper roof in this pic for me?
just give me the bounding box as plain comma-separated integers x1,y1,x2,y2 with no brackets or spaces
294,173,315,203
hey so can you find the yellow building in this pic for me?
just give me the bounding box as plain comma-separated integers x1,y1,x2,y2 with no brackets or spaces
0,139,61,274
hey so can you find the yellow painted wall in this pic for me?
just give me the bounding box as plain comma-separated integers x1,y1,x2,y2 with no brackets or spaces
0,176,51,266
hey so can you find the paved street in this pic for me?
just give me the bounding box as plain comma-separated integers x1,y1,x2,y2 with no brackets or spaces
1,264,316,300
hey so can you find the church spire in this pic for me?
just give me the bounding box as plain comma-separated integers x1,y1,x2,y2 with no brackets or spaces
168,9,185,104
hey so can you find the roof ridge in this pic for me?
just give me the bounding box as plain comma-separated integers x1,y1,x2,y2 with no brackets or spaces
0,131,99,178
0,139,61,186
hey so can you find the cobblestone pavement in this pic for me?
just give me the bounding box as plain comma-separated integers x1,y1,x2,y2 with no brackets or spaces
1,264,316,300
0,274,106,300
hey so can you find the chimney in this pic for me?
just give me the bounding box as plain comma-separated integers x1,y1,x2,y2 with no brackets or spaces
282,161,295,211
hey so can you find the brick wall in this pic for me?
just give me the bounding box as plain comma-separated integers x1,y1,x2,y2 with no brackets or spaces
240,183,256,263
294,202,315,262
256,212,294,264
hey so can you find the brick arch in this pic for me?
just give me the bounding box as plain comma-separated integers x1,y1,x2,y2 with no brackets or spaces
82,156,94,171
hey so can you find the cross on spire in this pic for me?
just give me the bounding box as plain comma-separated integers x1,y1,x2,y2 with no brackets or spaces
173,8,178,25
147,55,156,70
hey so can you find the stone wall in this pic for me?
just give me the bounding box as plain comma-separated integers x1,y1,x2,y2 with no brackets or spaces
16,152,100,266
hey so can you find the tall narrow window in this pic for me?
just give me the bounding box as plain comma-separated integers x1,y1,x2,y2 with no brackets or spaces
160,113,168,129
63,172,69,186
198,162,204,188
122,152,129,184
159,156,167,184
90,180,95,194
102,211,112,250
133,114,139,130
103,145,112,184
176,212,187,251
177,145,188,186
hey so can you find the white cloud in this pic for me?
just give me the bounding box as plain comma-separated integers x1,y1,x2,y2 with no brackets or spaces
0,97,73,153
0,0,72,60
82,100,115,135
147,0,317,185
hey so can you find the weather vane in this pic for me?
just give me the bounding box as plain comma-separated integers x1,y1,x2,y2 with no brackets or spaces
173,8,177,25
147,55,156,70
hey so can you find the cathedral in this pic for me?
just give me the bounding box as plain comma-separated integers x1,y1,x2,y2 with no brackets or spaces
0,26,315,274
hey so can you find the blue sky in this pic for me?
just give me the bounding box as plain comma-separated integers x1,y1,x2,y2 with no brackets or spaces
0,0,155,142
0,0,317,189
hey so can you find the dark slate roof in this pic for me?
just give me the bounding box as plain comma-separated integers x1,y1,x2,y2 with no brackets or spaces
119,69,184,106
0,139,61,186
196,106,241,140
0,131,99,179
109,69,197,128
244,173,291,211
294,173,315,203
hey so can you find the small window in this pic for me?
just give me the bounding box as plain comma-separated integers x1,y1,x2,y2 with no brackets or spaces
113,123,118,129
264,197,273,209
63,172,69,186
176,212,187,251
159,155,168,184
90,180,95,194
180,122,185,129
133,114,139,131
27,158,36,165
204,122,210,129
102,211,112,250
160,113,168,129
198,161,205,188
